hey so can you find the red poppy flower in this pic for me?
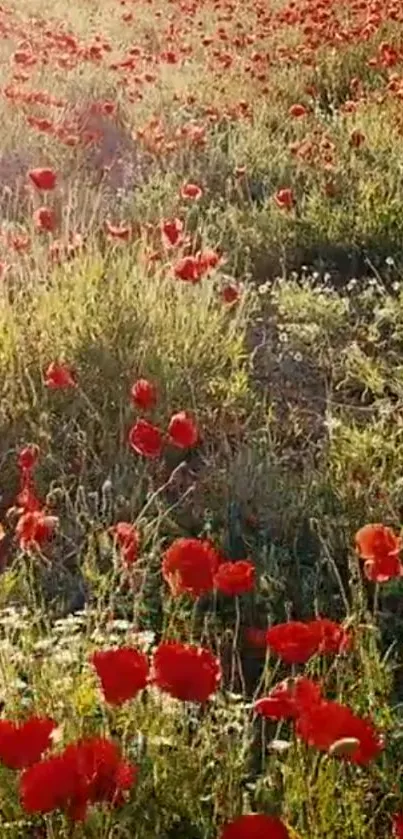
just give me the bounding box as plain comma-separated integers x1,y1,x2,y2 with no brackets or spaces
356,523,400,560
21,736,137,822
44,362,76,389
379,42,399,68
310,618,351,655
91,647,149,705
162,217,183,247
27,116,54,133
197,248,220,271
220,813,290,839
167,411,198,448
16,482,42,513
393,813,403,839
266,621,320,664
162,537,220,598
365,551,402,582
274,188,295,210
296,699,383,765
21,753,74,818
18,444,40,474
222,283,241,305
104,221,133,242
0,717,56,769
128,419,163,458
173,255,204,283
289,103,307,118
15,510,58,551
109,522,140,567
214,560,255,596
151,641,221,702
355,523,402,582
33,207,56,233
180,182,203,200
130,378,157,410
8,232,31,253
254,677,322,721
349,129,365,148
28,168,57,190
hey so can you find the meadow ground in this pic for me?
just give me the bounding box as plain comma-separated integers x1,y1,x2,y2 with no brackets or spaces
1,0,403,836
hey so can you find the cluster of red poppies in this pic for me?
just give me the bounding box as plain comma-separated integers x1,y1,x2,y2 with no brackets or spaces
2,0,403,834
0,718,135,821
7,362,403,832
0,600,390,831
162,536,255,597
0,0,399,305
11,374,201,550
255,674,382,766
14,442,58,552
6,496,403,831
0,0,399,282
129,376,200,456
21,733,137,822
87,614,380,771
22,165,242,304
0,709,291,836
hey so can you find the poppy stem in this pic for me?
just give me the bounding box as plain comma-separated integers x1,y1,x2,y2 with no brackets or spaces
189,597,199,644
45,819,57,839
230,596,241,692
314,523,350,615
372,583,380,620
135,461,188,523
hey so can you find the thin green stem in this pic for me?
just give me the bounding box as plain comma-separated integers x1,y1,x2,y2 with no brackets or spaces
230,597,241,692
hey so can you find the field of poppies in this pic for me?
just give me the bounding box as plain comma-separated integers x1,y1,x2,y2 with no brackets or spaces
3,0,403,836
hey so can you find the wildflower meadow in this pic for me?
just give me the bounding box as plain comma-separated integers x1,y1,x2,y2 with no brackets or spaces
2,0,403,836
